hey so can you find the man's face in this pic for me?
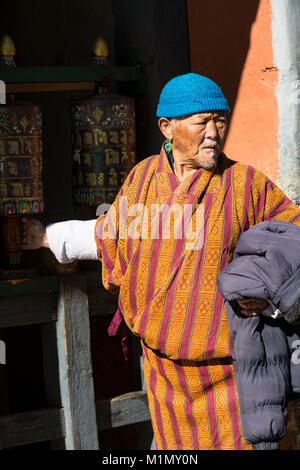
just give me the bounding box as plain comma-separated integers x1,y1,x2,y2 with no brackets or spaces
168,112,228,169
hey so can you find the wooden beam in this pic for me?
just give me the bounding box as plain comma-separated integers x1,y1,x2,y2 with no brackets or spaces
0,284,117,326
6,81,96,94
56,273,99,450
0,392,151,449
0,407,65,449
0,276,58,297
96,391,151,430
0,293,57,328
0,65,145,84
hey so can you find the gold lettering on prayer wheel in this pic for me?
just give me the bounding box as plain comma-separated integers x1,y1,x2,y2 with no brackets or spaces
0,103,44,264
71,94,136,206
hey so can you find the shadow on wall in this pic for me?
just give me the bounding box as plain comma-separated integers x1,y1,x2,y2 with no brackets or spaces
112,0,191,159
186,0,260,120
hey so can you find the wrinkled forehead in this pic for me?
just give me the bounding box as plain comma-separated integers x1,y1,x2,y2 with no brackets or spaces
182,111,228,120
168,111,228,123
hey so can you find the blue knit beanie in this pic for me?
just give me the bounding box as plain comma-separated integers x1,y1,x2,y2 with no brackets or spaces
156,73,230,118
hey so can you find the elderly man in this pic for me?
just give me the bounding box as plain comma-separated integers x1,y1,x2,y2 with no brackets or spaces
22,73,300,450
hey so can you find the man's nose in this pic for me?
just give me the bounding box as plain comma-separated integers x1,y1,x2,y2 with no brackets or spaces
205,120,218,139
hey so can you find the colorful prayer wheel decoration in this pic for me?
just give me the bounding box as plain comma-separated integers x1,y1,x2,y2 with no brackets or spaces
0,102,44,264
71,93,136,207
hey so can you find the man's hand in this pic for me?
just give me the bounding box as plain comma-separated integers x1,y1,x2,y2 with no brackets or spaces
20,217,49,250
236,298,269,317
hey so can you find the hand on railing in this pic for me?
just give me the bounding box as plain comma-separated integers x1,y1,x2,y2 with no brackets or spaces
20,216,49,250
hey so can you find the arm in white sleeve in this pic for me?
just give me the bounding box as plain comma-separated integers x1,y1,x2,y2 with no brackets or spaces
46,219,98,264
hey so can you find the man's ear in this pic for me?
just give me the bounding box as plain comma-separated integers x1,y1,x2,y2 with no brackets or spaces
158,117,174,140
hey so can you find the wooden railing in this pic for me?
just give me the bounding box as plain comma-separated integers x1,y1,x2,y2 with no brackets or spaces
0,271,151,450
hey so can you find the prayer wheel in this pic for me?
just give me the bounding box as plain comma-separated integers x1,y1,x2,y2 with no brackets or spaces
71,93,136,207
0,103,43,265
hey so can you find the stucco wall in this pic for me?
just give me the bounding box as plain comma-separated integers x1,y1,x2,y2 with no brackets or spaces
187,0,278,182
271,0,300,205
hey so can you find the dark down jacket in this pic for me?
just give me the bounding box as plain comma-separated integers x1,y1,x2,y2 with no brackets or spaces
217,221,300,450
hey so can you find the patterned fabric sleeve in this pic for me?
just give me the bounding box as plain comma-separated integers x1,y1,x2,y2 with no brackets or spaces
94,165,137,290
251,169,300,226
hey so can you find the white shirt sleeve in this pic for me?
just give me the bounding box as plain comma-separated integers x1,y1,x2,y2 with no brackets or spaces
46,219,98,264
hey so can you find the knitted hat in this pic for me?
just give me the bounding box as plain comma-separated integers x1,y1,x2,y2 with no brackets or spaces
156,73,230,118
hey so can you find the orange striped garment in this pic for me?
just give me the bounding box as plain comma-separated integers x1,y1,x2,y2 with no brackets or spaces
95,146,300,449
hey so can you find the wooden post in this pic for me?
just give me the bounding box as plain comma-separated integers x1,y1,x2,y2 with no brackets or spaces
41,321,65,449
56,273,99,450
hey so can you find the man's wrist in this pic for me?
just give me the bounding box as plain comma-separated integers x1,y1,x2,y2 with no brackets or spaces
42,230,49,248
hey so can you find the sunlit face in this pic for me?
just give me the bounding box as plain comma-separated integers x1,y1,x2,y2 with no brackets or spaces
161,112,228,169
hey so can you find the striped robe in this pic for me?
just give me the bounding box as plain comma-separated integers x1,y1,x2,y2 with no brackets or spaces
95,145,300,450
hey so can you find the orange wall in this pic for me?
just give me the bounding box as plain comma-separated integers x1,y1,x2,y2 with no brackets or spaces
187,0,278,182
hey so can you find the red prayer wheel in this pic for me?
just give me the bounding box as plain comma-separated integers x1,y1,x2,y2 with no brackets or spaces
0,102,43,265
71,93,136,207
